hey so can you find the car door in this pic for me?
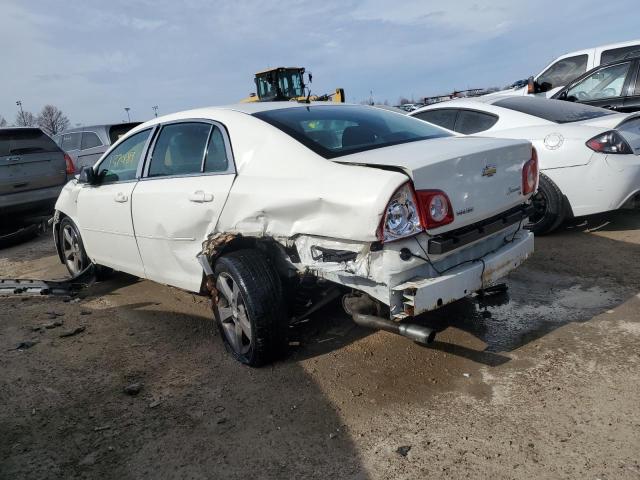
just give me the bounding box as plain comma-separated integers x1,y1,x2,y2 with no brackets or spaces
76,128,154,277
563,61,633,110
76,131,106,169
131,120,235,292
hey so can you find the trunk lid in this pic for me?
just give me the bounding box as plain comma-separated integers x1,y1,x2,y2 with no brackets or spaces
336,136,532,233
0,128,67,195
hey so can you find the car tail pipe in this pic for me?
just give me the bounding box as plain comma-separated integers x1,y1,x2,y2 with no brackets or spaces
342,294,436,345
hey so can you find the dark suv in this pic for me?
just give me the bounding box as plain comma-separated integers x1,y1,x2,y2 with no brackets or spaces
553,54,640,112
0,127,73,224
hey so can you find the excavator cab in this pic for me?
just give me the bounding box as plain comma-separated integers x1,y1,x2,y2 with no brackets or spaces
254,67,307,101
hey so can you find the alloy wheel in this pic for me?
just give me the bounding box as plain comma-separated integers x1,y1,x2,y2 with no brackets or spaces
216,273,252,355
61,224,85,275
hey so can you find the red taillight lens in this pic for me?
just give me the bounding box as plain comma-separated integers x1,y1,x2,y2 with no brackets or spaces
415,190,454,229
64,153,76,175
586,130,633,154
522,147,538,195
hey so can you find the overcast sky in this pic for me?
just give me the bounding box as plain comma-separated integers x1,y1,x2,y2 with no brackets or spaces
2,0,638,126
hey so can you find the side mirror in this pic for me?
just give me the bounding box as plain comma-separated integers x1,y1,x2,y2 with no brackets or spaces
527,76,536,94
538,81,553,93
78,166,97,185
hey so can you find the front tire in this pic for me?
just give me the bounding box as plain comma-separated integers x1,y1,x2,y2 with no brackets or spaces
59,217,90,277
527,173,566,235
213,249,288,367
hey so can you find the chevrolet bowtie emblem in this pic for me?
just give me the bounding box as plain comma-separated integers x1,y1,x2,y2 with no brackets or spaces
482,165,497,177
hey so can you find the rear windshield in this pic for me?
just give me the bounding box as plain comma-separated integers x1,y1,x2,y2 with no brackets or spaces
0,128,61,156
493,97,614,124
253,105,452,159
108,122,142,144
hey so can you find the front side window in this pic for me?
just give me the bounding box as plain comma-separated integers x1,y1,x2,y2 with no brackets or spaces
96,129,151,184
61,132,81,151
412,109,457,130
148,122,211,177
81,132,103,150
454,110,498,134
254,105,452,159
566,62,631,101
537,54,588,89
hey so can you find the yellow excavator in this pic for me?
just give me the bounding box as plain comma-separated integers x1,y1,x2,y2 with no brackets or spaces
241,67,345,103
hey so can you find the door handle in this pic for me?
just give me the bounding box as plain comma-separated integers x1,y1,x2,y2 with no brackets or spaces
114,192,128,203
188,190,214,203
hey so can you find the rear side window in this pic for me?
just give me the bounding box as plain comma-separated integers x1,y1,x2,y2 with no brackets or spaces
0,128,60,156
413,109,457,130
601,46,640,65
493,97,614,123
204,126,229,172
454,110,498,134
148,122,211,177
61,132,81,151
96,129,151,184
81,132,103,150
537,54,588,88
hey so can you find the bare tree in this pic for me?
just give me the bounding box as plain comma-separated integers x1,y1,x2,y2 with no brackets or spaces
0,116,6,127
398,97,410,105
15,110,36,127
37,105,70,135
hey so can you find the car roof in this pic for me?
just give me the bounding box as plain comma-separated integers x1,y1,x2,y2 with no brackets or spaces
63,122,141,134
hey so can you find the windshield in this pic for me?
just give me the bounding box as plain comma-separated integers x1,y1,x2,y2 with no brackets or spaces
253,105,452,159
493,97,615,124
0,128,61,156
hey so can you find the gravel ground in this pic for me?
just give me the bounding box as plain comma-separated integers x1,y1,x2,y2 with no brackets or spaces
1,211,639,479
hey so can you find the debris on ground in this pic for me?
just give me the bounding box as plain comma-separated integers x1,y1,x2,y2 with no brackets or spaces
59,326,86,338
123,383,142,396
11,340,39,351
93,425,111,432
149,399,162,409
80,310,92,315
396,445,412,457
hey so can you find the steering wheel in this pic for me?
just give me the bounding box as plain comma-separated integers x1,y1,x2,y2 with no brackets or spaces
576,91,590,101
601,88,616,98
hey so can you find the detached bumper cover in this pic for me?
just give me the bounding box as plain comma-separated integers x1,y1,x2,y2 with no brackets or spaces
392,230,533,317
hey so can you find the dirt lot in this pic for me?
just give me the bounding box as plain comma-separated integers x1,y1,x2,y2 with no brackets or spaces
1,212,639,479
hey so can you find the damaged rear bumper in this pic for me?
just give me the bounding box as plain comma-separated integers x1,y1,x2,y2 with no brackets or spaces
391,230,533,318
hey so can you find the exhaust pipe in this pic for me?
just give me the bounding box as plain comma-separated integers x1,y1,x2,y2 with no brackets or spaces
343,295,436,345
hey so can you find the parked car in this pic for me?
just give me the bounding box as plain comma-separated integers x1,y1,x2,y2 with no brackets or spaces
493,39,640,98
53,122,141,170
1,127,75,226
411,97,640,234
53,103,537,366
551,53,640,112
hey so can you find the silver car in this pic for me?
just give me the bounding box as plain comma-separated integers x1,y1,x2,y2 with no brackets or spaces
53,122,140,170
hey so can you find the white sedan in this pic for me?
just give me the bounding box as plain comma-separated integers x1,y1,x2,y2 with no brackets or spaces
411,96,640,234
54,103,536,366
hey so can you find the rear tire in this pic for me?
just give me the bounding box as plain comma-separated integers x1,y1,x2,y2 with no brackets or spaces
526,173,566,235
213,249,288,367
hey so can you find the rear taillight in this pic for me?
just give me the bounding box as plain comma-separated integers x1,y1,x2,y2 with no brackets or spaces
378,182,423,242
586,130,633,154
522,147,538,195
415,190,454,229
64,153,76,175
378,183,456,242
